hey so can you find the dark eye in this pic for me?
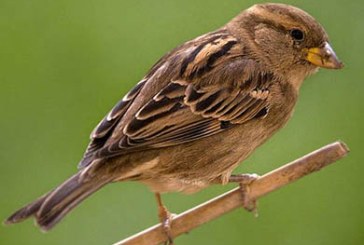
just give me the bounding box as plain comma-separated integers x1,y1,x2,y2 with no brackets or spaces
290,29,305,41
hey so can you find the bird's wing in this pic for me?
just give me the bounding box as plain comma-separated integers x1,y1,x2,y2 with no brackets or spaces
78,78,148,168
79,30,277,168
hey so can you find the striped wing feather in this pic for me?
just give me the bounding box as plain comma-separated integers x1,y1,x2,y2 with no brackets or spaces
95,74,272,159
79,29,275,166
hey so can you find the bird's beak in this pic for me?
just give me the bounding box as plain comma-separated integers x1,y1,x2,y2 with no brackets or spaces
305,42,343,69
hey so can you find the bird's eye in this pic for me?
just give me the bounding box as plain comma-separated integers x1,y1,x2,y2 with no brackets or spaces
290,29,305,41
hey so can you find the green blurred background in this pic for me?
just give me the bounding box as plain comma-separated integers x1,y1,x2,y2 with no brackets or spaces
1,0,363,244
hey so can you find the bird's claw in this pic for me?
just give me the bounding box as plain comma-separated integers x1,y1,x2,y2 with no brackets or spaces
239,183,258,217
156,192,175,245
160,210,175,245
229,173,260,217
229,173,260,184
159,210,175,245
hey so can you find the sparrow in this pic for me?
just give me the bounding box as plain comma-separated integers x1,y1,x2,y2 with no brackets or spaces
5,2,343,243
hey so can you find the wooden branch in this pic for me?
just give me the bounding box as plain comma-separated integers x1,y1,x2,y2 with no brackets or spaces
113,141,349,245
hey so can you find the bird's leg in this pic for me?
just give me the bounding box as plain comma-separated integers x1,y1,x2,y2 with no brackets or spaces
155,193,174,245
229,174,260,216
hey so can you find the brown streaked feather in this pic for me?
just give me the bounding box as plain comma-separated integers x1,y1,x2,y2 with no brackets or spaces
78,79,147,168
93,79,148,139
179,32,229,77
80,27,280,164
93,59,276,160
181,36,239,79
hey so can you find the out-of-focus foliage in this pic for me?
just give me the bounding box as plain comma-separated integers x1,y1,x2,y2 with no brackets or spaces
1,1,363,244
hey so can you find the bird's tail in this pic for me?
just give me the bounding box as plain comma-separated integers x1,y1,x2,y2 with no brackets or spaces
4,172,110,231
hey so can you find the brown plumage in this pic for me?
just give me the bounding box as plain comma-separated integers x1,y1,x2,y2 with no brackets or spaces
5,3,342,232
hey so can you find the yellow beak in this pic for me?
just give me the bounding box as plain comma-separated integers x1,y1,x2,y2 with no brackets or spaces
305,42,343,69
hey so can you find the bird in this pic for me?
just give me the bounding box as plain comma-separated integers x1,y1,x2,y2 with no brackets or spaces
5,3,343,243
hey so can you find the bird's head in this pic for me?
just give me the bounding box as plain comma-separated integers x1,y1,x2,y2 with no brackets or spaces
228,3,343,81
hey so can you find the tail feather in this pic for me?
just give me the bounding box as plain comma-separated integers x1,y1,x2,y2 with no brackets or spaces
5,193,49,225
5,172,109,231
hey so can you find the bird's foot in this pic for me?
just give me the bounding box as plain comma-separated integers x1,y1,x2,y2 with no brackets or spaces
228,173,260,185
229,174,260,217
159,208,175,245
239,182,258,216
155,193,175,245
